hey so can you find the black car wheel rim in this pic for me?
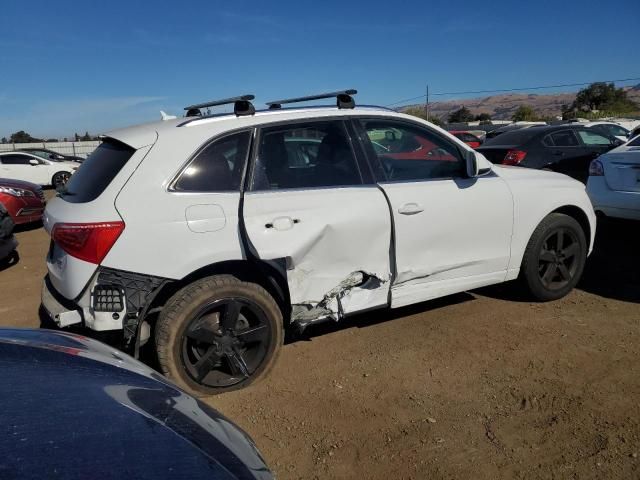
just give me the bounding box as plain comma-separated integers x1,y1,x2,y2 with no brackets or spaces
54,173,70,187
538,228,580,290
181,298,271,388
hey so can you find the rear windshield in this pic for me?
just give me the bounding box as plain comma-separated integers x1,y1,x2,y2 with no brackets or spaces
60,139,135,203
482,129,541,146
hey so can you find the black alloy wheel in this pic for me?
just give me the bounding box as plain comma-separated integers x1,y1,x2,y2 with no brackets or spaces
181,298,272,388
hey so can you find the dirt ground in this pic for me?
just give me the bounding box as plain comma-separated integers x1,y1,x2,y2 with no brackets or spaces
1,197,639,479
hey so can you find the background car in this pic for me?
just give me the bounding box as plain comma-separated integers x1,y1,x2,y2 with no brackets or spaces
582,121,630,143
484,122,546,140
0,151,77,188
477,125,620,183
449,130,483,148
0,328,273,479
0,203,18,262
0,178,46,225
587,134,640,220
17,147,84,163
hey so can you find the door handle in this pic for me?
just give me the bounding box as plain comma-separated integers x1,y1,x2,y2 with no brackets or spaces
265,216,300,230
552,150,564,156
398,202,424,215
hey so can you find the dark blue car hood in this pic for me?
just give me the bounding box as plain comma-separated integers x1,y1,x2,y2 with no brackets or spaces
0,329,272,480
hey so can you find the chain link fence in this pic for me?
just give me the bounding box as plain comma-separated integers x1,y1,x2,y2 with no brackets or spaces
0,141,101,159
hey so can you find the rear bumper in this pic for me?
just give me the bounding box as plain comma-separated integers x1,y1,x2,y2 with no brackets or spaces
587,177,640,220
41,275,124,331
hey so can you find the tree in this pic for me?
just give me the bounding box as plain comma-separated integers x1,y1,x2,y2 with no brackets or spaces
474,112,492,121
9,131,42,143
46,138,59,142
402,106,443,126
448,107,474,123
512,105,539,122
81,131,92,141
571,82,637,113
1,137,6,144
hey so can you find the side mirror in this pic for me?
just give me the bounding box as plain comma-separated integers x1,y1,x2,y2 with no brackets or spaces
466,150,492,178
29,159,39,166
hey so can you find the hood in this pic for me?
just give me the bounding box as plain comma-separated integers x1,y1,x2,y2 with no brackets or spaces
0,177,42,191
0,328,273,480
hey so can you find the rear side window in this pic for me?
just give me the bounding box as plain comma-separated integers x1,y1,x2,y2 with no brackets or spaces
61,139,134,203
548,130,579,147
173,131,250,192
251,121,361,190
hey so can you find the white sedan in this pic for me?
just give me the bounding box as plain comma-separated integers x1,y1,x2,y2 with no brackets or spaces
0,152,78,188
587,135,640,220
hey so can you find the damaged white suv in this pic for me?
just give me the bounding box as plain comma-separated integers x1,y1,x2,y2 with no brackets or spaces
42,90,596,395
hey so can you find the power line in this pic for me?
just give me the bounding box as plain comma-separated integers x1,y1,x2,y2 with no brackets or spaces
385,76,640,107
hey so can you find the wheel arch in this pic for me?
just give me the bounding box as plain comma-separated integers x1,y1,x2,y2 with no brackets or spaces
550,204,592,250
148,259,291,325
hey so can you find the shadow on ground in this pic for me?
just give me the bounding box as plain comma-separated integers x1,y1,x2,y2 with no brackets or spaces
578,217,640,303
477,217,640,304
289,292,474,344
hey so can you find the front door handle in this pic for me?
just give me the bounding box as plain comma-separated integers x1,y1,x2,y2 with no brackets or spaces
265,216,300,231
398,202,424,215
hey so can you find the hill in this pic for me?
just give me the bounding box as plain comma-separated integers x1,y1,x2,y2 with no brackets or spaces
400,85,640,121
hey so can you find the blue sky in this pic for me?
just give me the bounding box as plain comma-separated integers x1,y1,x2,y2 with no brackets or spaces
0,0,638,138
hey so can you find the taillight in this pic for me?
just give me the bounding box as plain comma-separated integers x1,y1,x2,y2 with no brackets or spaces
503,150,527,165
589,159,604,176
52,221,124,264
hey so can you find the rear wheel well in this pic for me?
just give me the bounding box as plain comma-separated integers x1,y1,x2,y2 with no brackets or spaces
147,260,291,325
551,205,591,248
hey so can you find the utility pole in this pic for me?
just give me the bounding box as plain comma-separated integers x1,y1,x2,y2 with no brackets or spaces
425,84,430,121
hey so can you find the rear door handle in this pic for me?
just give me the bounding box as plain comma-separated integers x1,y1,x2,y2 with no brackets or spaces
398,202,424,215
552,150,564,156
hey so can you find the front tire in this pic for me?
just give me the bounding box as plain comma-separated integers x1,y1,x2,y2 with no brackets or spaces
520,213,587,301
155,275,283,396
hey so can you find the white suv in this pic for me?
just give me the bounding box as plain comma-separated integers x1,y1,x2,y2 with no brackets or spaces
41,90,596,395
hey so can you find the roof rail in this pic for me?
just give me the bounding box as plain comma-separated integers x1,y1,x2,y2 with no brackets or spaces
266,89,357,110
183,95,255,117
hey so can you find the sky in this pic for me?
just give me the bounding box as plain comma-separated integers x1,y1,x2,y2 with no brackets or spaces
0,0,638,138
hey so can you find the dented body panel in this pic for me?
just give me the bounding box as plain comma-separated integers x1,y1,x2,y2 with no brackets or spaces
242,186,392,321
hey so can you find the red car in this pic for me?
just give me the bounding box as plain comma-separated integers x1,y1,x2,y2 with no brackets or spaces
0,178,46,225
449,130,483,149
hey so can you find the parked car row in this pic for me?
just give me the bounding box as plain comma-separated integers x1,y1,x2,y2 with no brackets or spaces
476,124,621,183
0,151,78,188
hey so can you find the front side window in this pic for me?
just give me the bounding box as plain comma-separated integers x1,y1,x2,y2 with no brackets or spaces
577,130,612,146
251,121,361,190
173,131,250,192
0,154,34,165
610,125,628,137
362,120,464,182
